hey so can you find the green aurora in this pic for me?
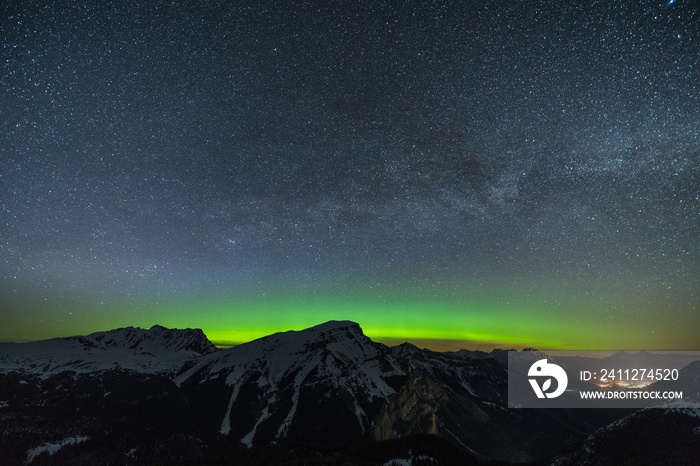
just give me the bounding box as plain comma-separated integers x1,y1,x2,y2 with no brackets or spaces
3,273,697,351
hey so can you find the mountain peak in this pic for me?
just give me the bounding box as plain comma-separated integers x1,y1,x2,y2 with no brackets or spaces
247,320,367,348
307,320,363,333
87,325,217,356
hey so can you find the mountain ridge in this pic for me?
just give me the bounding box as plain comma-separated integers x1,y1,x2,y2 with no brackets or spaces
0,324,217,378
2,321,695,464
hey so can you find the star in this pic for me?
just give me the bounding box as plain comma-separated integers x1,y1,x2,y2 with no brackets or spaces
0,0,697,350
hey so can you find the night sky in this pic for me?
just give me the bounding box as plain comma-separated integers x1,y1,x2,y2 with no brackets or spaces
2,1,698,350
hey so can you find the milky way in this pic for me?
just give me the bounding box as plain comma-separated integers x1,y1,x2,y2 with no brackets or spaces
1,1,698,349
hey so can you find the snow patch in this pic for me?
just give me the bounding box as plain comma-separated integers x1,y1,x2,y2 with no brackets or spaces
383,456,438,466
482,401,508,411
384,459,412,466
25,436,89,464
656,400,700,418
219,383,241,435
458,372,476,396
275,361,317,439
256,375,270,388
354,402,367,435
241,405,270,447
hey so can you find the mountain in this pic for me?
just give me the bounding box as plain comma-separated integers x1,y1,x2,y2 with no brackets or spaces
649,360,700,401
552,401,700,465
0,325,216,377
170,321,621,461
0,321,682,464
174,321,403,446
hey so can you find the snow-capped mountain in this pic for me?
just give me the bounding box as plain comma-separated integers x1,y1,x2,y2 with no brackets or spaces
0,321,686,464
174,320,403,446
168,321,553,459
0,325,216,377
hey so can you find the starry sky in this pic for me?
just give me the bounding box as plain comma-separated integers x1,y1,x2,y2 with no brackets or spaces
1,0,698,350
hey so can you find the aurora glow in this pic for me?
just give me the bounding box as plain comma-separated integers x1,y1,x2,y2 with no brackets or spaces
1,1,698,351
